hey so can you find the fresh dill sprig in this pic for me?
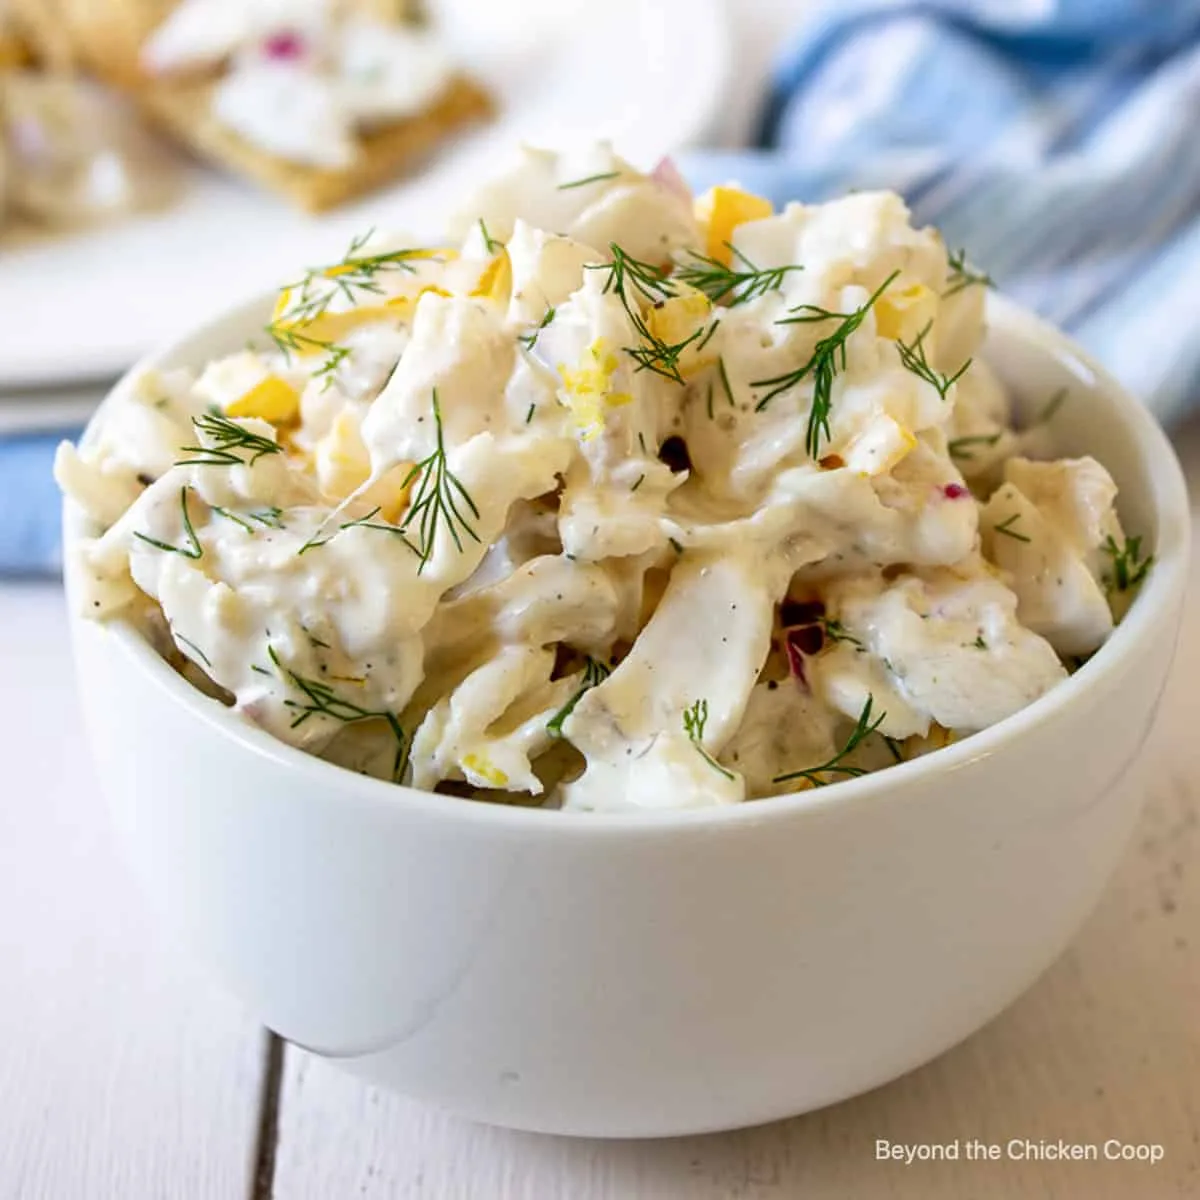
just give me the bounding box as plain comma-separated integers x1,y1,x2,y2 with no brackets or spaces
1102,534,1153,593
683,698,736,780
133,486,203,559
396,389,482,572
773,695,886,785
340,506,419,553
675,244,803,306
478,219,502,254
947,432,1002,461
895,322,972,400
557,170,620,190
589,243,675,305
248,506,285,529
518,306,555,350
210,505,253,532
312,343,352,389
587,244,701,385
626,322,707,382
176,413,283,468
267,645,408,782
753,271,899,457
943,248,993,299
993,513,1031,543
211,504,285,533
704,355,735,420
174,631,212,668
546,656,612,737
882,734,905,763
1035,387,1068,425
820,617,864,649
296,413,477,558
265,229,429,361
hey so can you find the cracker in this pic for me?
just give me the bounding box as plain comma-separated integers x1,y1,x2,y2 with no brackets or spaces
9,0,492,209
134,73,491,211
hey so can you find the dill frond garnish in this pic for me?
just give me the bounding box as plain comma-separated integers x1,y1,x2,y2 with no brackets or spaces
311,344,352,388
1102,534,1153,593
943,248,993,299
895,322,971,399
297,394,478,567
626,322,707,382
587,244,702,384
675,244,802,306
176,413,283,468
211,504,285,533
753,271,899,457
993,513,1031,543
396,390,482,571
478,219,502,254
1035,387,1068,425
518,307,555,350
820,617,864,649
265,229,431,366
546,656,611,736
133,486,203,559
267,645,408,782
947,432,1002,461
683,698,736,780
704,355,735,419
340,506,419,553
773,695,886,785
210,505,253,532
557,170,620,190
174,632,211,668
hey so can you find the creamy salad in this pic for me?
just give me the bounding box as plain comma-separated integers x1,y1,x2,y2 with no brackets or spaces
142,0,455,168
57,143,1152,812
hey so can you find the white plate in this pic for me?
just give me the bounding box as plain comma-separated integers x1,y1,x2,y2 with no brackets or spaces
0,0,728,388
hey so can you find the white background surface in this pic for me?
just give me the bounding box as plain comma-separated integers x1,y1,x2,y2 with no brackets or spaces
3,1,1198,1195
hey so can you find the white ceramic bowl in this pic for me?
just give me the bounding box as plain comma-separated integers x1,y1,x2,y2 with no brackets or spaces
65,293,1189,1138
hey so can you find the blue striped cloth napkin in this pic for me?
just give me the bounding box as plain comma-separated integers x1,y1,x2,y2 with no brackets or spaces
5,0,1200,576
682,0,1200,424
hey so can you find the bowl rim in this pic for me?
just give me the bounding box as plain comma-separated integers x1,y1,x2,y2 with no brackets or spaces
63,291,1192,836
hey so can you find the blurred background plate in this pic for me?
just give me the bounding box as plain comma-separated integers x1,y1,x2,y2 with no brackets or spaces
0,0,728,388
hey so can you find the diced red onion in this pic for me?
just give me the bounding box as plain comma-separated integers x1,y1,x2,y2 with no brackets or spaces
262,31,307,61
651,156,692,204
785,627,817,689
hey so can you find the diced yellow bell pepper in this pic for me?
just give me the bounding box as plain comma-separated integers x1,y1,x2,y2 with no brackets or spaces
694,186,774,264
225,376,301,425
